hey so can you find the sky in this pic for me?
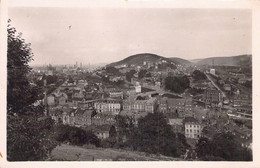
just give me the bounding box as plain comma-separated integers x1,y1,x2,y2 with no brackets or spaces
8,8,252,65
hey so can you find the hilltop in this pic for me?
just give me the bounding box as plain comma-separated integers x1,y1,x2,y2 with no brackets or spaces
169,57,192,65
107,53,180,67
194,55,252,67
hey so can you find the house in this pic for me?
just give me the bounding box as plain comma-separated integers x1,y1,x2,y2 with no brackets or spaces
158,97,193,116
72,89,85,99
166,113,184,133
94,98,122,115
122,97,157,113
204,87,222,107
47,95,56,106
233,94,252,107
62,108,75,126
74,108,93,127
49,108,63,123
109,90,124,99
55,93,68,105
144,97,157,113
223,84,231,91
184,117,203,139
94,126,111,140
92,113,116,126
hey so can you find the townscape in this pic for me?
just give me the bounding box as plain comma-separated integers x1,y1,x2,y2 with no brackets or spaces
6,8,253,162
27,53,252,161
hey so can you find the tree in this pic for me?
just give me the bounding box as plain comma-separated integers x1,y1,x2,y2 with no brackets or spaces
165,76,190,94
131,112,189,157
7,20,41,114
192,70,207,81
195,132,252,161
125,70,136,82
138,69,147,79
7,21,57,161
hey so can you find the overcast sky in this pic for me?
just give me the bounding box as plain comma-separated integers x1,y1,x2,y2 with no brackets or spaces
8,8,251,65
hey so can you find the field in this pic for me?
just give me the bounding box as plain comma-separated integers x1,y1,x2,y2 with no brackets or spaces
51,144,182,161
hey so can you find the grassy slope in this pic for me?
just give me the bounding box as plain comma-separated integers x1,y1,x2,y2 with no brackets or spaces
51,144,183,161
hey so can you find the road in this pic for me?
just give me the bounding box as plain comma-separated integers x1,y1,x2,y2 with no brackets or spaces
205,73,226,98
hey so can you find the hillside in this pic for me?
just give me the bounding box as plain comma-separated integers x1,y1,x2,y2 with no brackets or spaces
169,57,192,65
51,144,183,161
107,53,180,67
195,55,252,67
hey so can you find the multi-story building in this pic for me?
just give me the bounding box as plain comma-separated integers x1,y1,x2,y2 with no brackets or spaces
91,113,116,126
158,97,193,116
204,87,222,107
184,117,203,139
123,97,157,113
109,90,124,99
233,94,252,107
94,98,121,115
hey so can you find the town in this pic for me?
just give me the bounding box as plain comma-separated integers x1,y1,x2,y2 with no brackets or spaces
29,53,252,161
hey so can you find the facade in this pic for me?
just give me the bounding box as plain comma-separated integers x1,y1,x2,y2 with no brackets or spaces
74,108,93,127
223,84,231,91
168,118,184,133
123,97,157,113
109,90,124,99
94,98,121,115
184,117,203,139
233,94,252,107
204,87,222,107
92,113,116,126
158,97,193,116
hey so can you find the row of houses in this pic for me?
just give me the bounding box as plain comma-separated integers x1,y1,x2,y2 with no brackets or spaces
50,107,116,127
122,97,157,113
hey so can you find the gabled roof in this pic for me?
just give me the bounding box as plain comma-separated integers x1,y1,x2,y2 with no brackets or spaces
184,116,199,124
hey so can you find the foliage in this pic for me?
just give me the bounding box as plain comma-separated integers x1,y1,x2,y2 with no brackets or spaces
54,125,100,147
125,70,136,82
7,110,58,161
105,66,121,75
7,21,41,114
7,21,57,161
195,133,252,161
138,69,147,79
243,80,252,89
192,70,207,81
130,112,189,157
165,76,190,94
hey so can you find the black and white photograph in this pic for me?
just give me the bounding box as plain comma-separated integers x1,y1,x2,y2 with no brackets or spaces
1,0,260,167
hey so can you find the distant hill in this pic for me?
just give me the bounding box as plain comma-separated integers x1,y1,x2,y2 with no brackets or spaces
195,55,252,67
107,53,180,67
169,57,192,65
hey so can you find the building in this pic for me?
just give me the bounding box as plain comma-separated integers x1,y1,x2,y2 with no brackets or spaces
135,85,142,93
73,108,93,127
166,113,184,133
210,69,216,76
204,87,222,107
233,94,252,107
223,84,231,91
94,98,122,115
158,97,193,116
109,90,124,99
91,113,116,126
123,97,157,113
184,117,203,139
